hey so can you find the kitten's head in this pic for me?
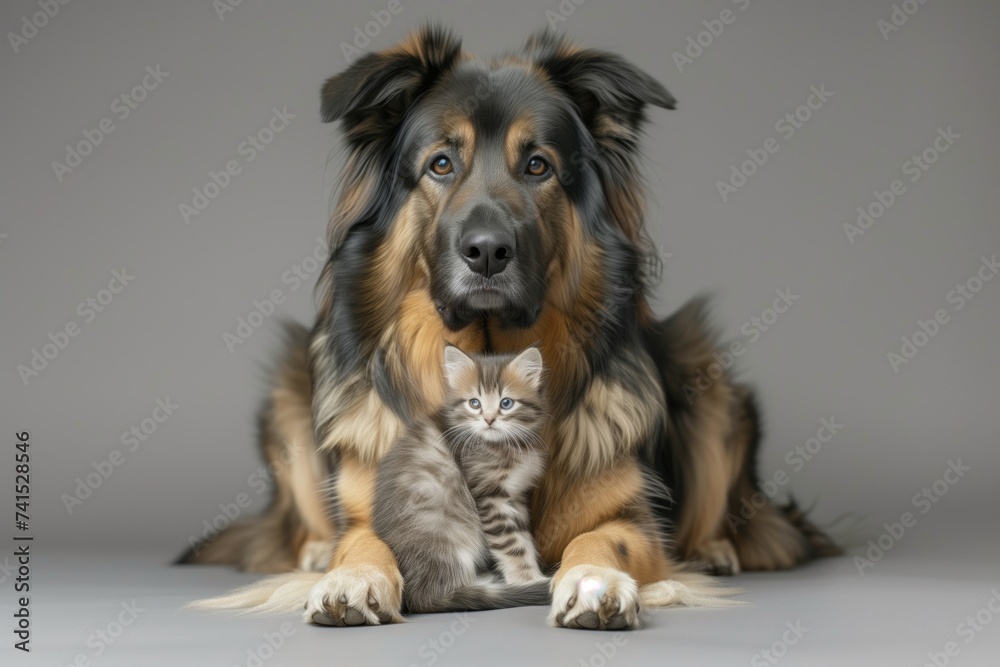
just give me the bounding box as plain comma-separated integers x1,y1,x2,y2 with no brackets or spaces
442,345,546,446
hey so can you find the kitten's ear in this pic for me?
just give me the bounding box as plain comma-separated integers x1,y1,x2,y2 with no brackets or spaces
510,347,544,390
443,345,475,388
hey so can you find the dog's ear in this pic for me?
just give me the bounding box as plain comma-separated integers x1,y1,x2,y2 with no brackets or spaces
525,31,673,295
525,30,674,142
321,25,462,133
318,27,462,259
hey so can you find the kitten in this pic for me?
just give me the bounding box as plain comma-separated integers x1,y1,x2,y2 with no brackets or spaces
372,345,550,613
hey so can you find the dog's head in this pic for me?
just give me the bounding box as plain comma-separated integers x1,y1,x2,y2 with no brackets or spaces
320,27,673,333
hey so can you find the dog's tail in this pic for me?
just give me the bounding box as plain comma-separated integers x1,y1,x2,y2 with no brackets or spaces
188,572,736,617
425,578,551,613
187,572,323,615
640,568,746,608
188,573,550,617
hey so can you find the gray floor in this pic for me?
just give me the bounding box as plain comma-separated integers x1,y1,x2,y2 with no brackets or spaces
9,519,998,666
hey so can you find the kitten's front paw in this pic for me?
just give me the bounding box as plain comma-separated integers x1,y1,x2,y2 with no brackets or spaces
549,565,641,630
304,565,403,626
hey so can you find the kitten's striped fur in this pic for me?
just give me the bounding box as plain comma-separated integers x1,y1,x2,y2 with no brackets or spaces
371,346,549,612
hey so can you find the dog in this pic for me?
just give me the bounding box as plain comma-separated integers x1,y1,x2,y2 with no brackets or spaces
180,26,839,630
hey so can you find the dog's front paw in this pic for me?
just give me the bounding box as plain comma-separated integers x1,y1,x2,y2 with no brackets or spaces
304,565,403,626
692,538,741,576
549,565,641,630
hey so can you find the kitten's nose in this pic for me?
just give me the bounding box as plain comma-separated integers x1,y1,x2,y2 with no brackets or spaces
484,416,495,426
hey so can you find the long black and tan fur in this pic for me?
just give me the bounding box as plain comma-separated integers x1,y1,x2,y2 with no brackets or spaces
182,26,838,629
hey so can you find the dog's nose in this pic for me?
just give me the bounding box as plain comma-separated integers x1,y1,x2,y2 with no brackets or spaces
460,230,515,277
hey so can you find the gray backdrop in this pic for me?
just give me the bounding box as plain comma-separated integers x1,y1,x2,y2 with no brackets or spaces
2,0,998,556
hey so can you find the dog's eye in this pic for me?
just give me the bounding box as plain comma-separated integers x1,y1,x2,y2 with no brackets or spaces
430,156,453,176
525,156,549,177
500,397,514,410
469,398,481,409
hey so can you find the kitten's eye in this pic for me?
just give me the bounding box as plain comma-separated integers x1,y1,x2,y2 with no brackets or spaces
499,397,514,410
525,156,549,177
468,398,481,410
430,155,453,176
